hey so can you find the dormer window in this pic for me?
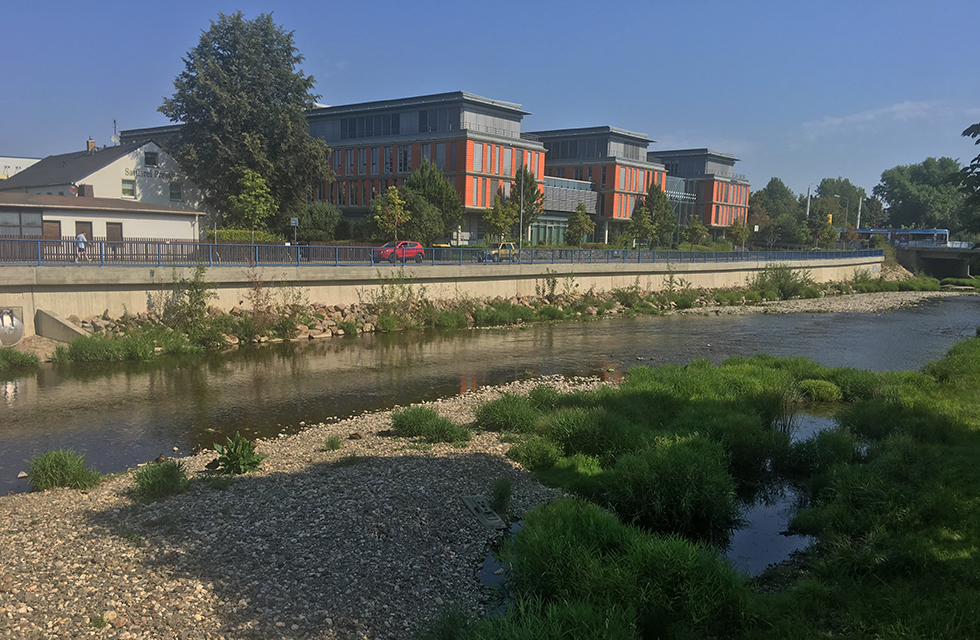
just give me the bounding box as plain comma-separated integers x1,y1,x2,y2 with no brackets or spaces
145,152,158,167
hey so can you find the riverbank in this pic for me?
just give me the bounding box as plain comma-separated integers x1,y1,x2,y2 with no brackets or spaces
10,289,971,364
0,376,601,640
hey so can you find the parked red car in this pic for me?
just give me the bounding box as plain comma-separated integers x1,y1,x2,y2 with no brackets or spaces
373,240,425,263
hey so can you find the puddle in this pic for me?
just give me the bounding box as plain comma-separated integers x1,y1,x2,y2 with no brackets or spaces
477,521,522,590
724,484,812,576
791,412,838,442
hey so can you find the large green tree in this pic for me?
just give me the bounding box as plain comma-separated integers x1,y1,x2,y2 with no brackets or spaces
159,11,331,229
815,177,866,228
681,220,709,249
511,165,544,239
751,178,801,222
564,202,595,247
371,186,409,241
626,199,654,246
296,201,341,242
402,158,463,240
873,157,967,232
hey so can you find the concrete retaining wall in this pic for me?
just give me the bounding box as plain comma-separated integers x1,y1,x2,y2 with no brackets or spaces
0,256,882,338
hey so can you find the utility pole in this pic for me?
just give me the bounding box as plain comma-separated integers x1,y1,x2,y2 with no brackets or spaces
518,164,524,253
855,197,862,230
805,186,811,219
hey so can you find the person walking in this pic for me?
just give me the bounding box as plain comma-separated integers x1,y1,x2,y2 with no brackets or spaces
76,232,88,262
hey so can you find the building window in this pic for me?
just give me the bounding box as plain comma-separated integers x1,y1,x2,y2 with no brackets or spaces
333,150,342,172
574,167,583,181
503,148,512,175
435,143,446,171
398,146,411,173
122,179,135,198
358,148,367,175
345,149,354,174
169,182,182,201
421,143,430,163
371,147,379,175
450,142,457,171
144,152,158,166
106,222,123,242
384,146,393,174
473,143,483,172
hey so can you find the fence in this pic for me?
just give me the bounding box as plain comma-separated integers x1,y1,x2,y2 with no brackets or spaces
0,237,883,268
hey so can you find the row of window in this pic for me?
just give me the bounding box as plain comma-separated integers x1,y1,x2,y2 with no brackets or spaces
121,179,182,200
473,144,540,178
332,142,457,176
338,107,462,140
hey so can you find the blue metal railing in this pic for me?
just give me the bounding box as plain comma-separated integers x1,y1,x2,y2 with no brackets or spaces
0,238,884,268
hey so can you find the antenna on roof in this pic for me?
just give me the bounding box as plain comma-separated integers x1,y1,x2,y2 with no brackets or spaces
111,120,120,145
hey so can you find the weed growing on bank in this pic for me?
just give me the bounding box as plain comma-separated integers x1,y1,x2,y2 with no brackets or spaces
391,406,472,444
213,432,267,474
27,449,101,491
415,335,980,639
0,347,39,375
131,459,190,502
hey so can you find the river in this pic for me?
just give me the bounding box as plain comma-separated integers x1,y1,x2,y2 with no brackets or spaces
1,295,977,496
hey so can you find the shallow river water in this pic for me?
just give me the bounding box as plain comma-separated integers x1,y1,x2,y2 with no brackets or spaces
1,295,977,573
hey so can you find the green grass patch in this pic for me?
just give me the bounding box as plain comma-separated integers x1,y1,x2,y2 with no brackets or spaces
27,449,101,491
0,347,39,375
131,459,190,502
474,393,542,433
391,406,472,444
324,435,344,451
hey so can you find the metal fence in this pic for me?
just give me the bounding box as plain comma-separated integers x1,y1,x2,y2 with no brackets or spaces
0,237,884,268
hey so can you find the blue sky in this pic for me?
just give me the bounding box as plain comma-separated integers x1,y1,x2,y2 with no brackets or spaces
2,0,978,198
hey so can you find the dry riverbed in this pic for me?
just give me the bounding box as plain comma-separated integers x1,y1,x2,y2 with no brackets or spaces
2,289,975,639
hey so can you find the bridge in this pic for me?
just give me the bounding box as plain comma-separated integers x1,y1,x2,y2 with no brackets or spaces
895,243,978,279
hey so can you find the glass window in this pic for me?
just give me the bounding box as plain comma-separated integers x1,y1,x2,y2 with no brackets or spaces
450,142,456,171
473,143,483,172
435,143,446,171
398,146,411,173
345,149,354,174
122,179,135,197
371,147,379,174
359,148,367,175
421,143,430,162
503,148,512,175
144,152,158,166
169,182,182,200
384,146,393,174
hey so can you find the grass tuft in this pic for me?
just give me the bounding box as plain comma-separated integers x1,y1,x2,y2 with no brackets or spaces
132,459,190,502
27,449,101,491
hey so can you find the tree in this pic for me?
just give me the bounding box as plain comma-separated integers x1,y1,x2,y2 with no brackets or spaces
815,177,866,227
644,182,676,246
371,186,409,241
955,122,980,236
626,200,654,246
873,157,967,231
401,189,444,246
403,158,463,240
564,202,595,247
681,220,708,249
159,11,331,228
296,201,341,242
751,178,800,222
225,169,275,240
860,196,887,229
511,165,544,239
483,194,519,242
727,218,750,250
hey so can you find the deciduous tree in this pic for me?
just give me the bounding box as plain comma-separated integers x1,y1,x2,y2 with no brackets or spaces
644,182,676,246
627,200,654,246
511,165,544,239
726,218,750,250
681,220,708,249
482,194,519,242
371,186,409,241
296,201,341,242
873,157,967,231
159,11,330,228
225,169,275,240
564,202,595,247
403,158,463,240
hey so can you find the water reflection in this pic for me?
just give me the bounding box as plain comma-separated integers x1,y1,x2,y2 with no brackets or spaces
1,296,976,497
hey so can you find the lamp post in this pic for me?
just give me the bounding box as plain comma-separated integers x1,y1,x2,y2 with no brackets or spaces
518,164,524,253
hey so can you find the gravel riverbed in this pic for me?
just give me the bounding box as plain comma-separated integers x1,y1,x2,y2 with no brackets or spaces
1,289,974,639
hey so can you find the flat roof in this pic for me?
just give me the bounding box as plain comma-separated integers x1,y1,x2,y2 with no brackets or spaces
307,91,530,118
527,125,651,144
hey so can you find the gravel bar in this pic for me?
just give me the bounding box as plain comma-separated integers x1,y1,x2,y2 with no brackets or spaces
0,376,606,640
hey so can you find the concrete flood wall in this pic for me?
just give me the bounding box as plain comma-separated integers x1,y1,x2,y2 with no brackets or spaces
0,256,882,339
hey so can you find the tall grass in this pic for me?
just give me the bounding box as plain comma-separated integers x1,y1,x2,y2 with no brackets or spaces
0,347,39,374
27,449,101,491
132,459,190,502
391,406,471,444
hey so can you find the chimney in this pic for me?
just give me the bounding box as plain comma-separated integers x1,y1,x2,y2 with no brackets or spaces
86,138,96,153
77,184,95,197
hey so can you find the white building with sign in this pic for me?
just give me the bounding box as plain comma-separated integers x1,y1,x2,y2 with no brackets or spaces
0,139,203,213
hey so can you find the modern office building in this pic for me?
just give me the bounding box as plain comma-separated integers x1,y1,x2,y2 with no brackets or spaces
305,91,546,245
528,126,668,243
648,149,750,238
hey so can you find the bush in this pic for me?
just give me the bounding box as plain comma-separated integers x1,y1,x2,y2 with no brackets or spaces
132,459,190,502
472,300,535,326
336,319,358,335
799,378,843,402
391,406,471,443
527,385,562,412
507,436,561,471
535,305,568,321
376,313,398,332
536,407,649,465
27,449,101,491
433,309,468,329
213,432,267,474
600,435,740,539
940,277,979,288
474,393,541,433
748,264,815,299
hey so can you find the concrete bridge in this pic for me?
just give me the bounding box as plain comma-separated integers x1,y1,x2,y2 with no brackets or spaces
895,245,978,279
0,253,883,340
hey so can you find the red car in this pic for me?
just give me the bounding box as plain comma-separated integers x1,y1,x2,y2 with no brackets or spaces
373,240,425,263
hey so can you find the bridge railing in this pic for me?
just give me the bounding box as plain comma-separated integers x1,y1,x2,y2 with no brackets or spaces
0,238,883,268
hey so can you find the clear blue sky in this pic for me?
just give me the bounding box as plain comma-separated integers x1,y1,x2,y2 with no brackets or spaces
2,0,977,198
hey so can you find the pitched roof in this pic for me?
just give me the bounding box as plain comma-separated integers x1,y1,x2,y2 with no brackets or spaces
0,141,148,191
0,192,202,216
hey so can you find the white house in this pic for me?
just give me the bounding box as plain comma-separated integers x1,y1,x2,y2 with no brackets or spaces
0,139,204,213
0,192,203,241
0,156,41,180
